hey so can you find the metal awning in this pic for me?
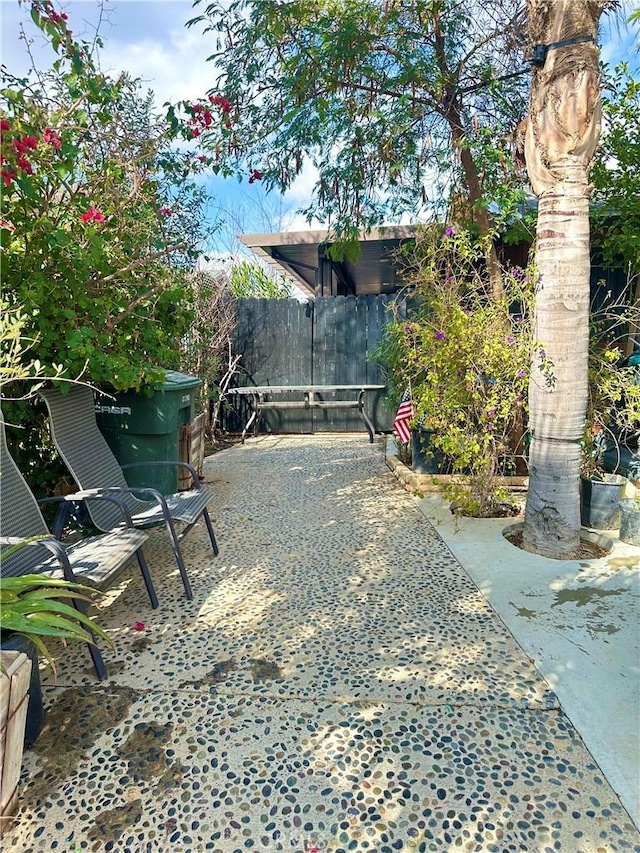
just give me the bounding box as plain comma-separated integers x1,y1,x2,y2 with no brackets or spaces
239,225,418,298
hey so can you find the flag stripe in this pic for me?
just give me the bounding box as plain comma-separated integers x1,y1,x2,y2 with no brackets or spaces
393,387,413,444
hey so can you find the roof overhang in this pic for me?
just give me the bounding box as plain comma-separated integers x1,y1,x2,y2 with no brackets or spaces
240,225,419,298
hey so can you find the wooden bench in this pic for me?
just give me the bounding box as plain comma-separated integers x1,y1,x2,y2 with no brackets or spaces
227,384,386,443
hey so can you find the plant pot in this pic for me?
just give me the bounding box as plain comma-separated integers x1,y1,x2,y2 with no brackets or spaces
619,498,640,546
580,474,628,530
411,428,446,474
0,650,32,834
0,635,44,748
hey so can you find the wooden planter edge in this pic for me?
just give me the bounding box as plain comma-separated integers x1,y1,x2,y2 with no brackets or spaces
385,453,529,495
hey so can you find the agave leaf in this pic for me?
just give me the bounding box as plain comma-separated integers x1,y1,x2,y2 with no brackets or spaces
2,599,112,644
9,632,59,677
17,587,94,603
0,574,97,597
0,590,20,604
0,537,48,559
0,611,94,642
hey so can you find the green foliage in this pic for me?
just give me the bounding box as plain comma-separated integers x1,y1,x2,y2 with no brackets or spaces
0,571,113,675
586,61,640,476
1,2,212,393
184,0,529,235
591,63,640,271
1,1,217,495
0,300,65,396
375,226,535,514
441,478,519,520
228,260,291,298
583,300,640,477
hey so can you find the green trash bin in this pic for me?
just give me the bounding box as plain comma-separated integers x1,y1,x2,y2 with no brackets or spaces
95,370,202,495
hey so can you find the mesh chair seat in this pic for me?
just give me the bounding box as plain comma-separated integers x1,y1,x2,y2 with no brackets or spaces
41,386,219,600
125,489,213,529
2,529,149,588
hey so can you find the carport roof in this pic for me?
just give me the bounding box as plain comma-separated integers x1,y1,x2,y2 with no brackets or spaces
239,225,418,298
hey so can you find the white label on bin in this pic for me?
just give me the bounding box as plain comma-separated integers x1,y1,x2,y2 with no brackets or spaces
95,405,132,415
181,394,190,404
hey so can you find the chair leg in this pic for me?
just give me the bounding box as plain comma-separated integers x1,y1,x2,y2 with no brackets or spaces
72,596,107,680
202,508,219,557
164,516,194,600
51,501,71,540
88,642,108,680
137,548,159,609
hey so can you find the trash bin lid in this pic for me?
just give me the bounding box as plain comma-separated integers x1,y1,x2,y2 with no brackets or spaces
161,370,202,391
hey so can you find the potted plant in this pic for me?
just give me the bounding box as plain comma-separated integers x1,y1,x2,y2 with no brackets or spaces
580,310,640,529
579,426,628,530
0,569,112,829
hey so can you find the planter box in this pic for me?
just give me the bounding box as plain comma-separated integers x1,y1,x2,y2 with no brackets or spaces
386,452,528,495
0,650,32,835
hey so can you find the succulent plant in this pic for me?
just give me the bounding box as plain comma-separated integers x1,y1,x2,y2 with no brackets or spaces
1,562,113,674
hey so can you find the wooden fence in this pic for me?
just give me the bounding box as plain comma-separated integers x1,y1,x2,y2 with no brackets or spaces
224,294,412,434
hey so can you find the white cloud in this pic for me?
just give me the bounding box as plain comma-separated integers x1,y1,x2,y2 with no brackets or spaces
1,1,219,106
97,23,217,105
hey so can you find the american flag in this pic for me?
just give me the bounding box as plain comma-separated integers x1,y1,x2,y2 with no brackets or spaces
393,386,413,444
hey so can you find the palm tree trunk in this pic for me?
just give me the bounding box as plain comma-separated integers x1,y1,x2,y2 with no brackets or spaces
521,0,605,558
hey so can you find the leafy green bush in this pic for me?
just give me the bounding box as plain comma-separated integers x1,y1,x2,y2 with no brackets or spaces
376,226,537,515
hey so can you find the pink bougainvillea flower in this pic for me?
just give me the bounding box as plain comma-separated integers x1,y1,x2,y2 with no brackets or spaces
248,168,262,184
158,207,172,216
16,157,33,175
209,94,231,113
133,621,145,631
0,219,15,231
1,168,17,187
0,119,10,133
190,127,201,138
43,128,62,149
80,206,105,223
13,135,38,154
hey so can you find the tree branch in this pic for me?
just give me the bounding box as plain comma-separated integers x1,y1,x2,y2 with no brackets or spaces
104,278,172,331
89,243,186,288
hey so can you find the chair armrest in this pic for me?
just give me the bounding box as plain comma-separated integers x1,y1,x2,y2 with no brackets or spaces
120,460,203,488
38,491,138,528
72,484,176,521
0,534,76,583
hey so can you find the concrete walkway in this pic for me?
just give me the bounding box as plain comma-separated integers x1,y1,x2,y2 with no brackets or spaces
4,435,640,852
413,484,640,834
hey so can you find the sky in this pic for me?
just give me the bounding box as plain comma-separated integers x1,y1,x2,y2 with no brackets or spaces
1,0,638,255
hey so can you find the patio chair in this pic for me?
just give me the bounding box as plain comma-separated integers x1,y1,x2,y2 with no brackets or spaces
40,386,219,601
0,410,158,680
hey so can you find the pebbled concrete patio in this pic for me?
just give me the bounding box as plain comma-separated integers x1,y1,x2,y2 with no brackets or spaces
3,435,639,852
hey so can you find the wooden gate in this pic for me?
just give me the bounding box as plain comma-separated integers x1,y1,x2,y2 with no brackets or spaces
228,294,412,434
